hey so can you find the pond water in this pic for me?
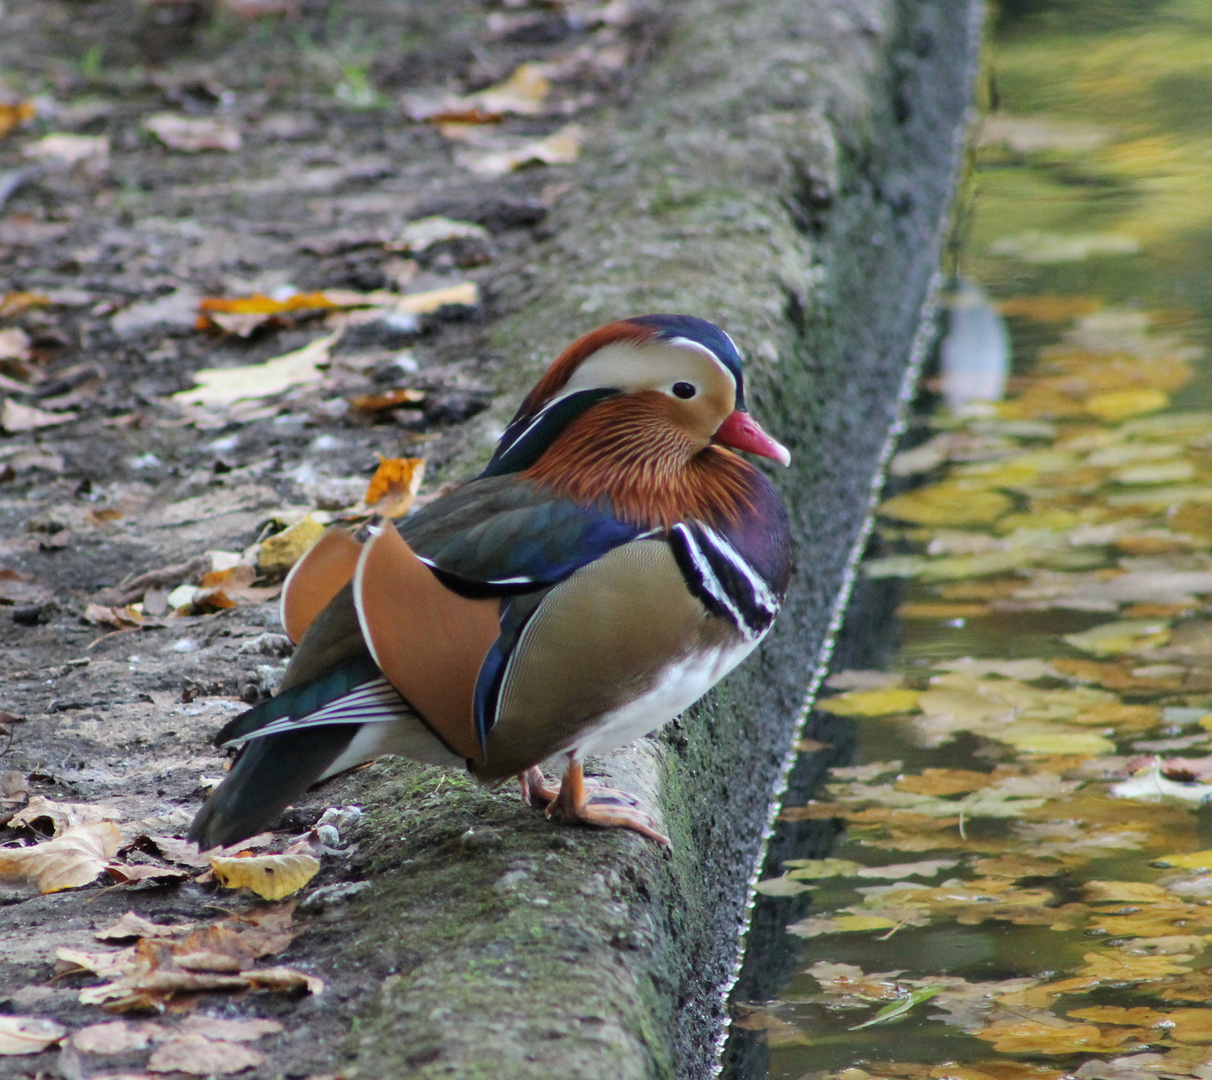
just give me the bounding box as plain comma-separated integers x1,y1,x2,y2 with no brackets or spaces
726,2,1212,1078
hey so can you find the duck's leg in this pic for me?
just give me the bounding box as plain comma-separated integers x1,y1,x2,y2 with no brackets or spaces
518,766,558,809
545,757,671,847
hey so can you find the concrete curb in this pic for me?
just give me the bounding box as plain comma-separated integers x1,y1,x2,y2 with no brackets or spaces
344,1,984,1076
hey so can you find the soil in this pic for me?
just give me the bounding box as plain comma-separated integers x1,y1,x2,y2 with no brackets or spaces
0,2,668,1076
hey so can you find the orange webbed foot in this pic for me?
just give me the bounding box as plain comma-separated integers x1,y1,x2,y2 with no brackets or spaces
542,760,671,847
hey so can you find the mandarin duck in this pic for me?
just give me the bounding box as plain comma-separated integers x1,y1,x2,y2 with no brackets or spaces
188,314,792,850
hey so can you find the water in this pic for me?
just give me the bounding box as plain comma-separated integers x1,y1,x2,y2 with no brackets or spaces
726,3,1212,1078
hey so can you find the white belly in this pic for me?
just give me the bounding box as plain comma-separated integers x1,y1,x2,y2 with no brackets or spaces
564,636,761,765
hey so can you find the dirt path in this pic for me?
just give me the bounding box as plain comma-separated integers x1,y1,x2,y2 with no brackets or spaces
0,3,668,1076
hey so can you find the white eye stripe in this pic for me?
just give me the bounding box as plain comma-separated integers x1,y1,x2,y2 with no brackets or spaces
665,336,737,391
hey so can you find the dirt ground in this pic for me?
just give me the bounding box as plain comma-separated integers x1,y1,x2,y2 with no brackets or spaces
0,1,670,1075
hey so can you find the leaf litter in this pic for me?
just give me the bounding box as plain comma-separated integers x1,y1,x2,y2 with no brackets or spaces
750,283,1212,1073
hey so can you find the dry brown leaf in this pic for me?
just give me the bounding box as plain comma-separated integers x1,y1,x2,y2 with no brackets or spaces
1,398,77,432
177,1016,282,1041
97,913,197,942
0,821,121,892
457,124,581,176
71,1019,166,1054
0,100,36,140
9,795,123,834
210,851,320,900
145,114,241,152
191,565,280,612
0,1015,66,1056
147,1033,264,1074
105,862,191,886
349,387,426,413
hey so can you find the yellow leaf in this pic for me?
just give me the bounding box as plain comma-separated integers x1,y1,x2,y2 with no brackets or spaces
1066,1005,1167,1026
257,515,328,577
1162,1008,1212,1044
1084,388,1169,421
210,852,320,900
1078,952,1190,980
1000,730,1116,755
831,914,901,933
880,482,1012,526
1063,619,1171,656
1156,850,1212,871
816,688,921,717
974,1018,1132,1054
1083,881,1170,903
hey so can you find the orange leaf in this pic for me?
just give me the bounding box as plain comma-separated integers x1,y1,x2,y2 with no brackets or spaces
363,456,426,518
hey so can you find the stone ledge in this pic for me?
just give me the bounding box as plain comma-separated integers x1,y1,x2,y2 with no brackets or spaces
345,0,983,1076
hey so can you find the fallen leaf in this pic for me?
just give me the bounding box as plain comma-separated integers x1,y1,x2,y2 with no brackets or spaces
23,133,109,174
1,398,77,432
349,387,426,414
173,332,338,408
396,281,479,314
9,795,123,833
148,1033,265,1074
71,1019,165,1053
1085,388,1170,421
817,688,922,717
458,123,582,176
754,875,814,897
145,114,242,152
362,456,426,518
1064,619,1171,657
880,482,1012,526
0,100,36,140
0,821,121,892
389,216,489,253
0,1015,66,1056
0,327,31,361
257,515,328,577
210,851,320,900
96,913,196,942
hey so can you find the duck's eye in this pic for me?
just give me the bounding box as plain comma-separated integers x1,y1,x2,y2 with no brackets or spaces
672,382,697,399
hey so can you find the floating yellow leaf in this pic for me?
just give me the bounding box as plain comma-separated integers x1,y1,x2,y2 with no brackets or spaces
1085,388,1170,421
1083,881,1170,904
1063,619,1171,656
1000,729,1116,755
754,875,814,897
974,1018,1133,1054
1155,850,1212,871
997,295,1103,321
210,852,320,900
1077,952,1190,981
1066,1006,1167,1026
880,482,1012,526
816,688,921,717
782,858,865,878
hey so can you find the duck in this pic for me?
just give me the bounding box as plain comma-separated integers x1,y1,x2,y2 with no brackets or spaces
188,314,792,850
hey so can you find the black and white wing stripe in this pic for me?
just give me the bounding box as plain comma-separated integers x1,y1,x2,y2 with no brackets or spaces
670,522,781,640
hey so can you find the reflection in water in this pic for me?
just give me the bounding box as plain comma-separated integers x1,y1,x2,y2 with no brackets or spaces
939,278,1010,412
727,1,1212,1077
